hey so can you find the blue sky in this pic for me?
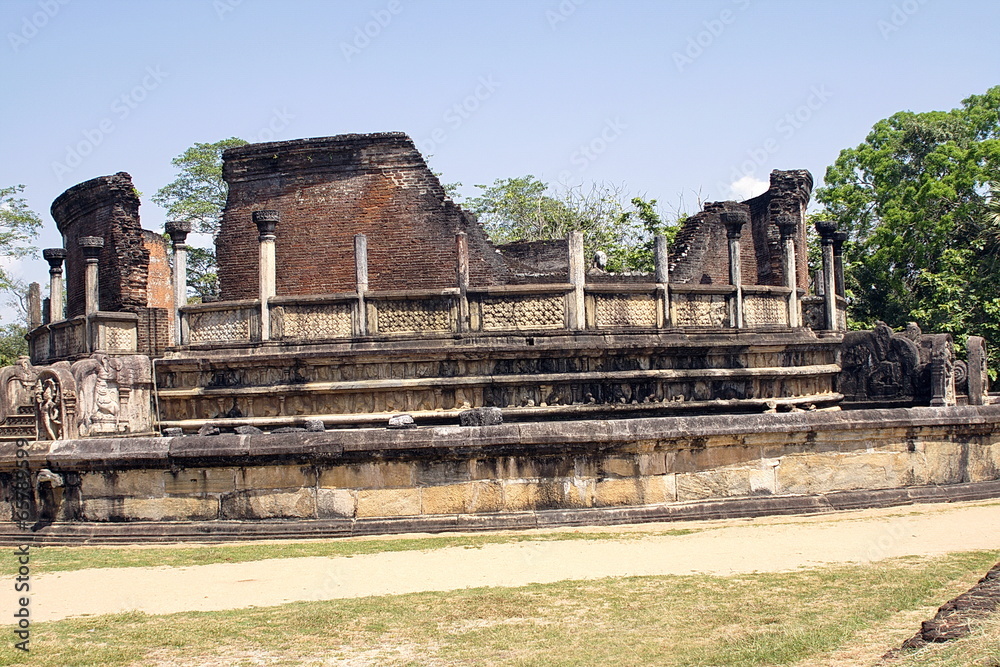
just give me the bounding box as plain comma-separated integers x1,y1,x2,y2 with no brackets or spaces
1,0,999,321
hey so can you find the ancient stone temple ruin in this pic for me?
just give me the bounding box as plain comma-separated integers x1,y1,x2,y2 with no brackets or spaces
1,132,997,542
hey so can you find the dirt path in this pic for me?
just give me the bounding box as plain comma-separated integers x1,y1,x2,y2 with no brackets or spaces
19,500,1000,623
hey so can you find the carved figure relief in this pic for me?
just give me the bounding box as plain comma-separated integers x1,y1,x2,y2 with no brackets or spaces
34,377,62,440
838,323,922,404
75,354,123,436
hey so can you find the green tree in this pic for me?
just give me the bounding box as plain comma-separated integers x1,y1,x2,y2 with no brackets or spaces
0,323,27,367
465,176,675,272
0,185,43,292
153,138,247,301
816,86,1000,362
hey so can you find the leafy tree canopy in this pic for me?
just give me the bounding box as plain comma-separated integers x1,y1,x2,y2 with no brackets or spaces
816,86,1000,362
465,176,677,273
152,138,247,236
0,185,42,293
154,138,247,302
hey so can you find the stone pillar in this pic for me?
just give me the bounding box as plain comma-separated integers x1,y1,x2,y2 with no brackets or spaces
654,234,670,328
27,282,41,330
43,248,66,323
79,236,104,316
832,231,848,298
720,211,747,329
816,220,838,330
568,231,586,330
456,232,470,332
165,221,191,345
253,210,279,341
354,233,369,336
776,215,800,328
967,336,989,406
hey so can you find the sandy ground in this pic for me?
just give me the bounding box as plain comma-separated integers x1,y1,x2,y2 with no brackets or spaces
15,499,1000,623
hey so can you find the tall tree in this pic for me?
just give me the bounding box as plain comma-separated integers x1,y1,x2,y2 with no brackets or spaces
816,86,1000,364
153,138,247,300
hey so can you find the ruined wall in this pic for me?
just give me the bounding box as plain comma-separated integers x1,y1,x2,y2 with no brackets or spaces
669,201,754,285
216,133,509,300
669,170,813,288
49,173,173,357
51,172,150,317
745,169,812,290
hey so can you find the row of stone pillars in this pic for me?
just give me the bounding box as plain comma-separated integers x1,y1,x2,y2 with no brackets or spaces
163,209,845,344
720,210,804,329
816,219,847,331
27,238,104,329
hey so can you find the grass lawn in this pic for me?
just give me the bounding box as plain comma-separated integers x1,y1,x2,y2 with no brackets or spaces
0,550,995,666
0,528,700,576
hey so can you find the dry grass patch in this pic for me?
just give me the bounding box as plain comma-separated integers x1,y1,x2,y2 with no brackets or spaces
3,528,700,576
0,550,995,666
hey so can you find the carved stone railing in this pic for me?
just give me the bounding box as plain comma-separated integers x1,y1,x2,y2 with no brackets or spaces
743,286,792,328
470,285,571,332
175,282,839,347
270,293,356,341
670,285,734,328
586,284,663,329
28,312,139,364
181,300,259,346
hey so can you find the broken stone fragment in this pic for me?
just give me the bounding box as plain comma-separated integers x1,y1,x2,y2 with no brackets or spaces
162,427,183,437
304,419,326,432
387,414,415,429
197,424,220,436
235,425,264,435
459,407,503,427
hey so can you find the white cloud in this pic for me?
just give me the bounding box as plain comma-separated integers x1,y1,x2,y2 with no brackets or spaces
729,175,769,200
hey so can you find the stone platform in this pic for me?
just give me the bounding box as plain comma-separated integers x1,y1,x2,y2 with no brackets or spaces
4,405,998,544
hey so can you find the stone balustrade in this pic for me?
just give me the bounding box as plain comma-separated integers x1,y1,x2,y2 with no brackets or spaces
175,283,823,347
27,312,139,364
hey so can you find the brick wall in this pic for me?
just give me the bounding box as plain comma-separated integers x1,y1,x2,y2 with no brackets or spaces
216,133,509,300
669,170,812,288
50,172,174,356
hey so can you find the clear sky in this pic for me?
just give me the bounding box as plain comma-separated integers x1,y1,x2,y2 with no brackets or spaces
1,0,998,322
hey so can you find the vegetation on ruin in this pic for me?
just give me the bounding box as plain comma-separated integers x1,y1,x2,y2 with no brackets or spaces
464,175,679,273
816,85,1000,366
2,550,995,666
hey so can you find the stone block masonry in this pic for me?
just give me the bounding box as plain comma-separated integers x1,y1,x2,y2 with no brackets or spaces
4,405,999,542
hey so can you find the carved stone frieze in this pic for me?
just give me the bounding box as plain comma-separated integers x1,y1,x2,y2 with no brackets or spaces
672,294,727,327
376,300,451,334
744,295,787,327
594,295,657,328
187,308,252,344
482,295,563,331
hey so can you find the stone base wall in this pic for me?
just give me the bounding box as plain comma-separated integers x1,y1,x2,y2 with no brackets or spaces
3,406,999,533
